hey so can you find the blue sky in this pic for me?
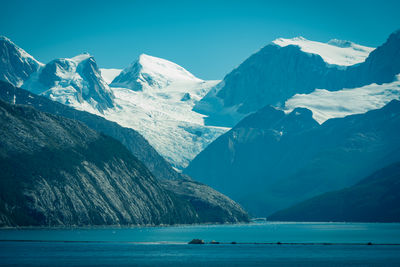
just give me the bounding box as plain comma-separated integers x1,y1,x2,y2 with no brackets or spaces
1,0,399,79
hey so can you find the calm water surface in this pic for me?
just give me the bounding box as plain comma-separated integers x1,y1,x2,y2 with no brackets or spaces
1,222,400,266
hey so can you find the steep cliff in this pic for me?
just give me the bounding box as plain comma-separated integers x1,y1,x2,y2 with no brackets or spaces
0,99,249,226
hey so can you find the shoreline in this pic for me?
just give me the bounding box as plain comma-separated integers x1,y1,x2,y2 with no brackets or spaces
2,220,400,230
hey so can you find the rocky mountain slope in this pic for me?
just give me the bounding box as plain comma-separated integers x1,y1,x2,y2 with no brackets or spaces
0,82,248,226
161,179,249,223
185,100,400,216
0,98,249,226
0,81,180,181
0,99,193,226
269,162,400,222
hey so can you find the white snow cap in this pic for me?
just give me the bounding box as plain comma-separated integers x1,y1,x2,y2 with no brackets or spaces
69,53,92,64
111,53,203,91
136,53,202,82
273,36,374,66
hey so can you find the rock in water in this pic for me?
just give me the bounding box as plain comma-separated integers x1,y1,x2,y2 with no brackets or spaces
189,239,205,244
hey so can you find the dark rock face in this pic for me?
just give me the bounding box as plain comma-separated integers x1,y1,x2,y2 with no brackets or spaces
0,99,198,227
0,36,41,87
269,162,400,222
185,100,400,216
344,29,400,88
0,81,180,181
196,30,400,126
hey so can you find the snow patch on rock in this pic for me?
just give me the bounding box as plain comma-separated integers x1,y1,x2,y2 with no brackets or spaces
284,75,400,123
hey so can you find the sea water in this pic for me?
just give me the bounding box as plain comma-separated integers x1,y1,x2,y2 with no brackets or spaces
1,222,400,266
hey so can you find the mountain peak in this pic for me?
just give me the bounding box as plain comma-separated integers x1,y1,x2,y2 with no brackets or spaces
111,54,202,91
0,35,11,42
22,53,114,113
137,53,154,61
69,53,93,65
137,53,201,81
0,36,42,87
0,36,42,65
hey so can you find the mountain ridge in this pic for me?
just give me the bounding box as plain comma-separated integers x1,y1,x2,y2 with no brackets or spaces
185,99,400,216
269,161,400,222
0,36,42,87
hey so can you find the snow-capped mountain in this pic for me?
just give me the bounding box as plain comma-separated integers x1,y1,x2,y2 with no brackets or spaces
194,35,383,127
283,30,400,123
0,36,43,87
196,30,400,127
186,29,400,216
110,54,202,91
84,54,225,170
100,55,225,169
23,53,115,113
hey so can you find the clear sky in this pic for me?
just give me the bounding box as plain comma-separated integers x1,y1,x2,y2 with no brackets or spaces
1,0,399,80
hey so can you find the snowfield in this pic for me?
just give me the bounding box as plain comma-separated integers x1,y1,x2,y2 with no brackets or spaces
273,37,374,66
285,75,400,123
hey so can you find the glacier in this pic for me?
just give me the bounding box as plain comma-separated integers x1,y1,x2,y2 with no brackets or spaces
105,80,227,170
102,55,228,169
